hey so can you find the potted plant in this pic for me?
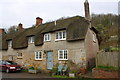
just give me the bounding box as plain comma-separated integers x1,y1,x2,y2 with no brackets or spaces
69,70,75,77
80,67,86,74
49,68,57,76
68,67,76,78
28,66,38,74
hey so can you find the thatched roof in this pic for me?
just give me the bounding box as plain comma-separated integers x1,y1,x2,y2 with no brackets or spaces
1,16,89,50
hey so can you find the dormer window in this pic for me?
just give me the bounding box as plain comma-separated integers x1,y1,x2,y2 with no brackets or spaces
55,31,66,41
8,40,12,47
44,33,51,42
28,36,34,43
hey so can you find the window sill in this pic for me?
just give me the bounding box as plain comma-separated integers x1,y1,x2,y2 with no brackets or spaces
30,42,34,43
44,40,51,42
58,59,68,61
35,59,42,61
17,57,23,59
55,39,66,42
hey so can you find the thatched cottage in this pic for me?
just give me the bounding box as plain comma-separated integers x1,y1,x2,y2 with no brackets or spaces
0,0,99,71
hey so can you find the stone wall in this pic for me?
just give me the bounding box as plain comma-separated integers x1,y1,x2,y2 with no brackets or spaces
2,31,87,71
85,28,99,69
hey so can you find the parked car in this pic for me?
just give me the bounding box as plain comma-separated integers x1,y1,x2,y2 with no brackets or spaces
0,60,22,73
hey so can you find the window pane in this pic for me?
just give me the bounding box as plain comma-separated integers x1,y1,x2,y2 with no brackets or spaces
44,33,50,41
8,41,12,47
20,53,22,56
45,35,47,41
28,36,34,43
36,52,38,59
32,37,34,43
48,34,50,40
64,52,67,59
39,52,42,59
28,37,31,43
64,50,68,59
63,31,66,39
35,52,42,60
56,32,58,39
18,53,22,57
59,50,63,54
59,53,63,59
59,32,62,39
30,37,32,43
59,50,63,59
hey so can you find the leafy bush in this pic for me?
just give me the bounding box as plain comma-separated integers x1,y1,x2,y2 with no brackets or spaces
96,66,119,70
52,75,69,78
104,46,120,52
104,46,111,52
28,67,34,70
111,46,120,51
51,68,57,73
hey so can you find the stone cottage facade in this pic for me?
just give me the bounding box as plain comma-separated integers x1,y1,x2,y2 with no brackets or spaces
0,0,99,71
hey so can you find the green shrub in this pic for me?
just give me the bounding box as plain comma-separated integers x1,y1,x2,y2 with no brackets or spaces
104,46,111,52
28,67,34,70
21,69,28,72
52,68,57,73
111,46,120,51
96,66,119,70
104,46,120,52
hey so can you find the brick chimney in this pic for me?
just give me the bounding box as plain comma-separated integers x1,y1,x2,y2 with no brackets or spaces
84,0,90,21
84,0,91,28
36,17,43,26
18,23,23,31
0,28,5,34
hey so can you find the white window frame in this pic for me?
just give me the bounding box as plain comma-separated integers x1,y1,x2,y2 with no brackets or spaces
8,40,12,47
44,33,51,42
35,51,43,60
17,52,22,58
58,50,68,60
28,36,34,43
55,31,66,41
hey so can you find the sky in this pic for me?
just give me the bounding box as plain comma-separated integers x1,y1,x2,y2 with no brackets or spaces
0,0,119,29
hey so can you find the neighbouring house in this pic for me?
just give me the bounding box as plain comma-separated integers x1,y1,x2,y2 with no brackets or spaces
0,0,99,71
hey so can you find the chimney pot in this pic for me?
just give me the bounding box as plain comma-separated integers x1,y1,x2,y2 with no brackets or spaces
18,23,23,31
0,28,5,34
36,17,43,26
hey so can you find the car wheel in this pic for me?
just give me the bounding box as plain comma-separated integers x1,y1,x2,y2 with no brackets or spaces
6,68,9,73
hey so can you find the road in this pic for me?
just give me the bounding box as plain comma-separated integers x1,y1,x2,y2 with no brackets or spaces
1,72,52,79
1,72,72,80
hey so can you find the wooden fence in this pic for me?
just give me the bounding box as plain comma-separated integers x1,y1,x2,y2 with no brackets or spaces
96,52,120,68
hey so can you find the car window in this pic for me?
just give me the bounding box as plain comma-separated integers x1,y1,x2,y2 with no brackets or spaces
2,61,6,65
0,61,2,65
6,61,17,65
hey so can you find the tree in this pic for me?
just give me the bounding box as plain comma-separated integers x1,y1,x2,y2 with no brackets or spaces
7,25,18,33
91,13,118,49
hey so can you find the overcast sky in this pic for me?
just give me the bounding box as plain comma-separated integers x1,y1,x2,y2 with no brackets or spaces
0,0,119,29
